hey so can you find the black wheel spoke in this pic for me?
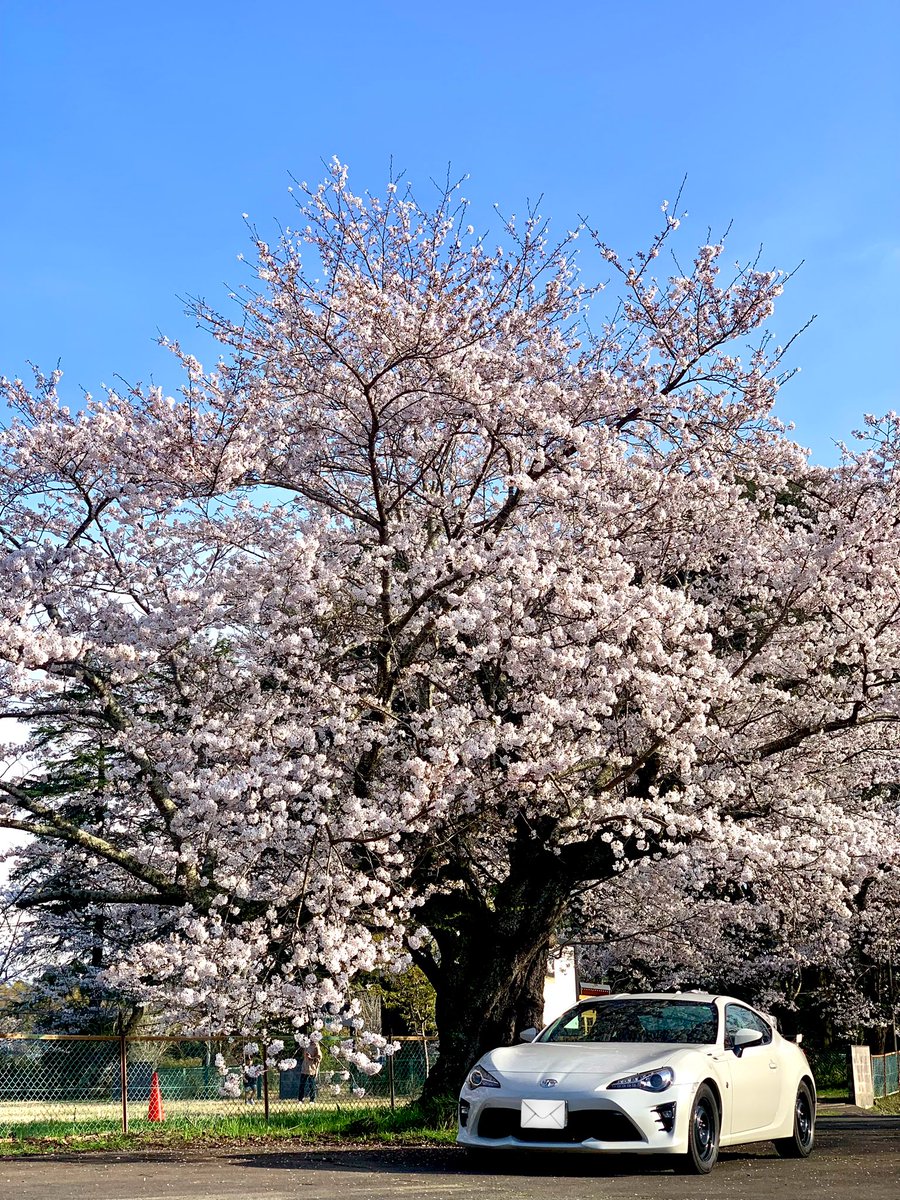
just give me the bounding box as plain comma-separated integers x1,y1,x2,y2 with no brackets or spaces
695,1103,713,1157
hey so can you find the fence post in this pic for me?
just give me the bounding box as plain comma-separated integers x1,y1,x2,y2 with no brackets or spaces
118,1017,129,1134
262,1043,270,1123
388,1029,396,1112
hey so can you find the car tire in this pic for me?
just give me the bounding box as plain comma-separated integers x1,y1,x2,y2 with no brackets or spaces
677,1083,720,1174
774,1080,815,1158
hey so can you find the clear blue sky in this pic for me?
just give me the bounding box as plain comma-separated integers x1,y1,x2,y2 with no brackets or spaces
1,0,897,461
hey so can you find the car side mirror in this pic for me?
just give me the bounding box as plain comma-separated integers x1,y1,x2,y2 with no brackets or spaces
731,1027,764,1056
518,1027,538,1043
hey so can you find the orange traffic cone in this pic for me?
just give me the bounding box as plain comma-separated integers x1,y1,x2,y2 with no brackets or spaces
148,1070,165,1122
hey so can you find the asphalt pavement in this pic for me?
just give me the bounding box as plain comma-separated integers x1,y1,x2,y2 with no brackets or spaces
1,1112,897,1200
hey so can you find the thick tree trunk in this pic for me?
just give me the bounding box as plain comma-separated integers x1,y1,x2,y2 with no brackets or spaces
418,855,570,1104
421,934,551,1102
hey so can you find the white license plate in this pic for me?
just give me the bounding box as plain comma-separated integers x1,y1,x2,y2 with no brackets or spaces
521,1098,568,1129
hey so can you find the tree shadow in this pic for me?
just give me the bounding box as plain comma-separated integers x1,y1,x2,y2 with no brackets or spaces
230,1144,777,1179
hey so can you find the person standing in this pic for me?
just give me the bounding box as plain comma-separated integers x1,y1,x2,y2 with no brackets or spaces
243,1052,259,1104
299,1040,322,1102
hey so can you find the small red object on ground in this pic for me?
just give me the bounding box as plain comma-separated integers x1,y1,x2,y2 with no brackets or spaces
148,1070,165,1122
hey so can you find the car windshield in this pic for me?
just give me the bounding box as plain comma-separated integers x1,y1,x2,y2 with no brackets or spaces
539,999,719,1045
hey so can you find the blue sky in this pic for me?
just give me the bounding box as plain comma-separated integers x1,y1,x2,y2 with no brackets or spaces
1,0,897,462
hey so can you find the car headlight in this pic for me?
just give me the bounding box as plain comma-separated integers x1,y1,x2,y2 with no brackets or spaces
467,1065,501,1089
608,1066,674,1092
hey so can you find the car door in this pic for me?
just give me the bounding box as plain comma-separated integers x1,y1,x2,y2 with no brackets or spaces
723,1004,781,1135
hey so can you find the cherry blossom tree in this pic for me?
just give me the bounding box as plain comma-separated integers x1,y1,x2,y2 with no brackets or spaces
1,162,899,1096
573,836,900,1046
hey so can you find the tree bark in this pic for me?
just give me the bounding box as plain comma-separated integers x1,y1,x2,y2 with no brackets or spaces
417,850,570,1104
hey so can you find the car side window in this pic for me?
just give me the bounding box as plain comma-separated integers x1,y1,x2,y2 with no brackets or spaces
724,1004,772,1047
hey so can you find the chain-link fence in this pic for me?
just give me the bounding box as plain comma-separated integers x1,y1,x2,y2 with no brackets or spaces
872,1051,899,1098
804,1047,848,1093
0,1034,437,1134
803,1046,899,1100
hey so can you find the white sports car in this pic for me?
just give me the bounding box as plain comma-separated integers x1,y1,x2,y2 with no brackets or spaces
457,992,815,1174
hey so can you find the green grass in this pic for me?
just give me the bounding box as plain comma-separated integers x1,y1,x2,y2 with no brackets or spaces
816,1087,849,1101
0,1103,458,1157
817,1087,900,1110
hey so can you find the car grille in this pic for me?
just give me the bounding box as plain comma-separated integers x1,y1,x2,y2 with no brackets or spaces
476,1107,644,1143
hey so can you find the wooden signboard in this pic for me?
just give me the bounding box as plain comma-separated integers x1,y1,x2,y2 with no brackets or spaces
849,1045,874,1109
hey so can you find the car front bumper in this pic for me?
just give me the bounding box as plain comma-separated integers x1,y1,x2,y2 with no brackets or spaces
457,1082,700,1155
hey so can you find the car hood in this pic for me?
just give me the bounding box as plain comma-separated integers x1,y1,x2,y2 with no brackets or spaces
481,1041,706,1083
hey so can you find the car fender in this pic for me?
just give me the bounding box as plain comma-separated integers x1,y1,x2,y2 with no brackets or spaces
771,1042,816,1138
692,1052,731,1132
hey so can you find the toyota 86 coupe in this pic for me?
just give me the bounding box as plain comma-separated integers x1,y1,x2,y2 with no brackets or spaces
457,992,815,1174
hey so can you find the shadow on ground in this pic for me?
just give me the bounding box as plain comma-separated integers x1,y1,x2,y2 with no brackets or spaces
228,1144,782,1179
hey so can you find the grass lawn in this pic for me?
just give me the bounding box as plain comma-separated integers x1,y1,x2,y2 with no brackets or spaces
818,1088,900,1112
815,1087,848,1102
0,1102,457,1157
0,1093,394,1130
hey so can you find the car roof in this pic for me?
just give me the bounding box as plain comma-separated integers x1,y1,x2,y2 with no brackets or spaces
585,991,722,1004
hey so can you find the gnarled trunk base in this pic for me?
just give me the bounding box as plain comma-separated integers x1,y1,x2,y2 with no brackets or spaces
419,922,560,1105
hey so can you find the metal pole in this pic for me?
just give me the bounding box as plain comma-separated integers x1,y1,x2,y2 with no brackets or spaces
388,1028,396,1112
118,1017,129,1134
262,1043,270,1123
